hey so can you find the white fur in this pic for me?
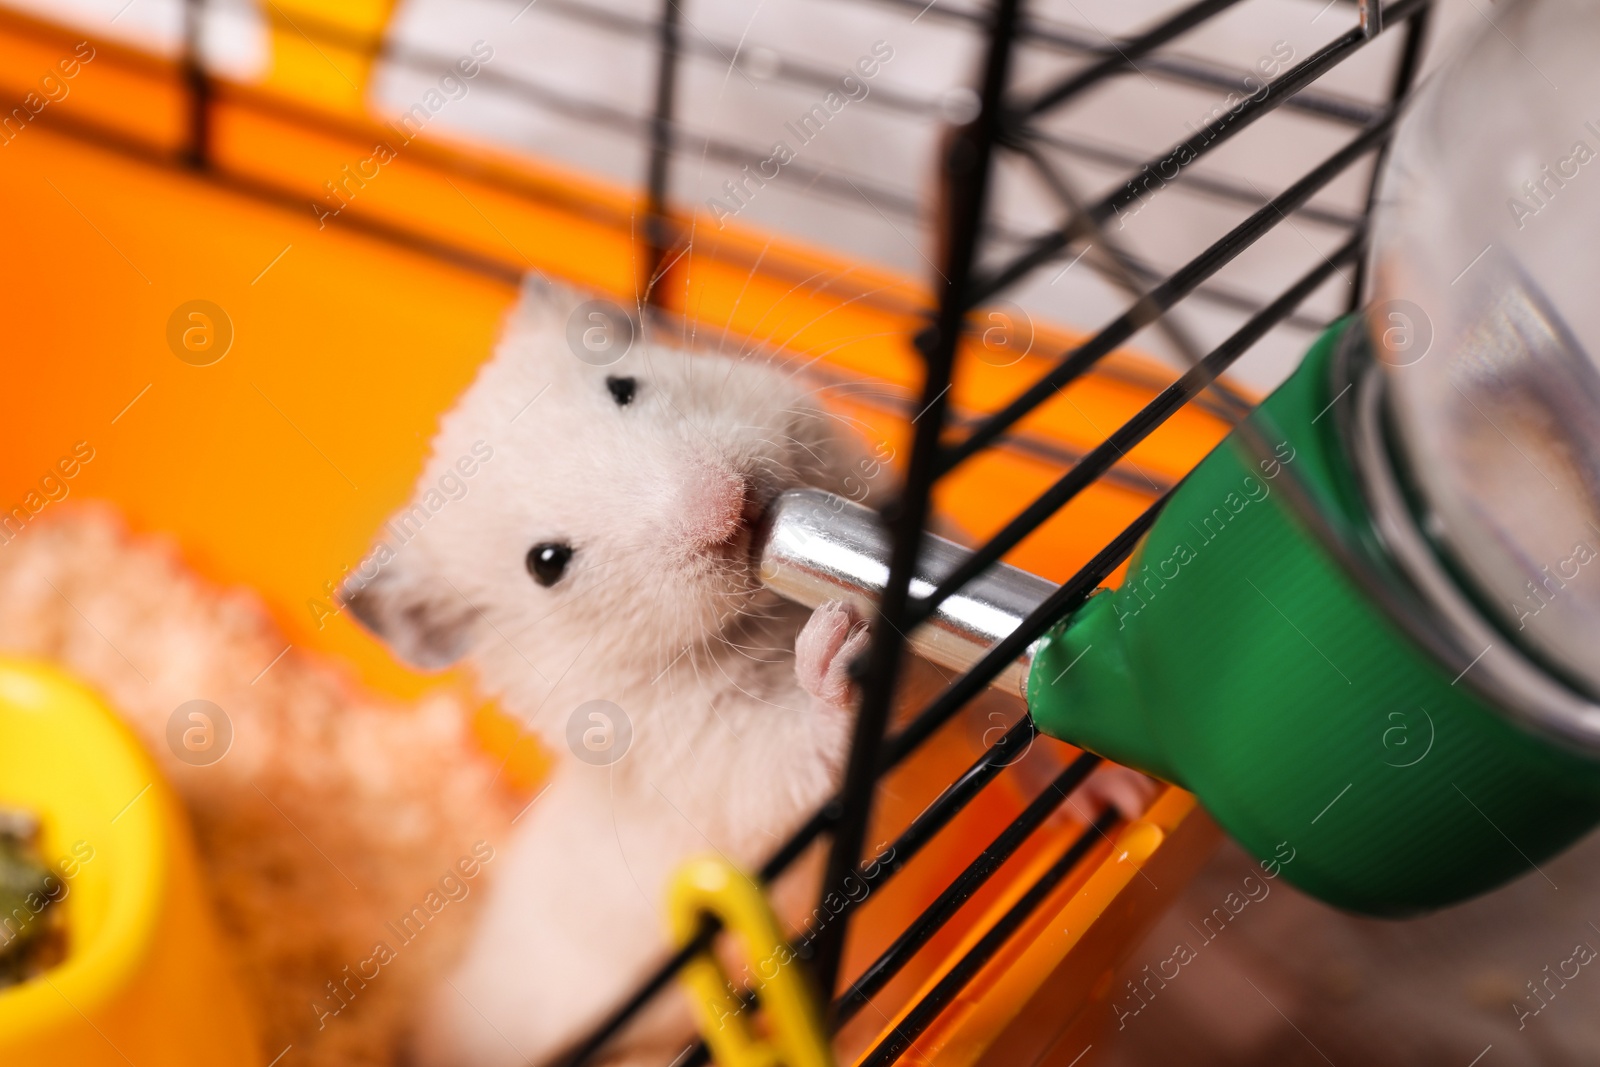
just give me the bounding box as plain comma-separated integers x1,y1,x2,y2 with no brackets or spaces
345,280,868,1066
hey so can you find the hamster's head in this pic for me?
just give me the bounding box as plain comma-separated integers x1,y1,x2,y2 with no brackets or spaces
340,283,866,693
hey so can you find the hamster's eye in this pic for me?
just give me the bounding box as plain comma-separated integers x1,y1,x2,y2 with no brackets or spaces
526,542,574,587
605,376,637,407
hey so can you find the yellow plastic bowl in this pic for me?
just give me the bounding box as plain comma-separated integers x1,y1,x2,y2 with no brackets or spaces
0,659,258,1066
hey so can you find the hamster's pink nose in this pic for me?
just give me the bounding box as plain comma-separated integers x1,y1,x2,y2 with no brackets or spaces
679,464,751,546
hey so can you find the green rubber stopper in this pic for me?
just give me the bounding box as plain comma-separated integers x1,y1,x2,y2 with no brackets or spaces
1028,320,1600,915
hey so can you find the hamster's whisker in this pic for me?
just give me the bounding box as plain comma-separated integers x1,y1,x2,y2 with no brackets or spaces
783,406,879,440
708,653,797,714
742,456,788,480
721,640,788,660
769,276,892,361
789,330,908,368
713,236,776,359
714,350,800,423
727,263,848,361
774,434,827,467
658,386,722,455
805,383,909,404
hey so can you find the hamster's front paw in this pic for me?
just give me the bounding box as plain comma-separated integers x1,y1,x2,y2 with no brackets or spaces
795,600,870,709
1078,764,1160,822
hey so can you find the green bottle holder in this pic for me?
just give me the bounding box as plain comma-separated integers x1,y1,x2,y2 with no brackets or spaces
1029,318,1600,914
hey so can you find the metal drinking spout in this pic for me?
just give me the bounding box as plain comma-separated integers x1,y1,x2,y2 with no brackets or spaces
755,488,1056,699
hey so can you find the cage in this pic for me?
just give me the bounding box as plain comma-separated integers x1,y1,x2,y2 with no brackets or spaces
0,0,1431,1063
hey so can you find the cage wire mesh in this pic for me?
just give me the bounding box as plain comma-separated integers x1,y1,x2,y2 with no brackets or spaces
27,0,1431,386
531,0,1429,1064
369,0,1408,386
3,0,1435,1061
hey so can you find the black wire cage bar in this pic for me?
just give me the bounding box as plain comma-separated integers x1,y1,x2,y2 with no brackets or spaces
548,0,1436,1061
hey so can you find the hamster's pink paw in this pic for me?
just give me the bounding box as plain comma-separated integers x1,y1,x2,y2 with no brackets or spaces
1078,764,1160,822
795,600,869,709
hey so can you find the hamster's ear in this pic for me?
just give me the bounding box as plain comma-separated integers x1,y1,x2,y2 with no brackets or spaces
514,272,584,327
517,271,560,309
337,568,476,670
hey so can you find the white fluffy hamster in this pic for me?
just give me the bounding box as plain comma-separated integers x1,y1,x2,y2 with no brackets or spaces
343,278,870,1066
341,278,1153,1067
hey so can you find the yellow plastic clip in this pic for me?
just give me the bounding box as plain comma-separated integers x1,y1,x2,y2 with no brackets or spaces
667,856,834,1067
262,0,400,115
